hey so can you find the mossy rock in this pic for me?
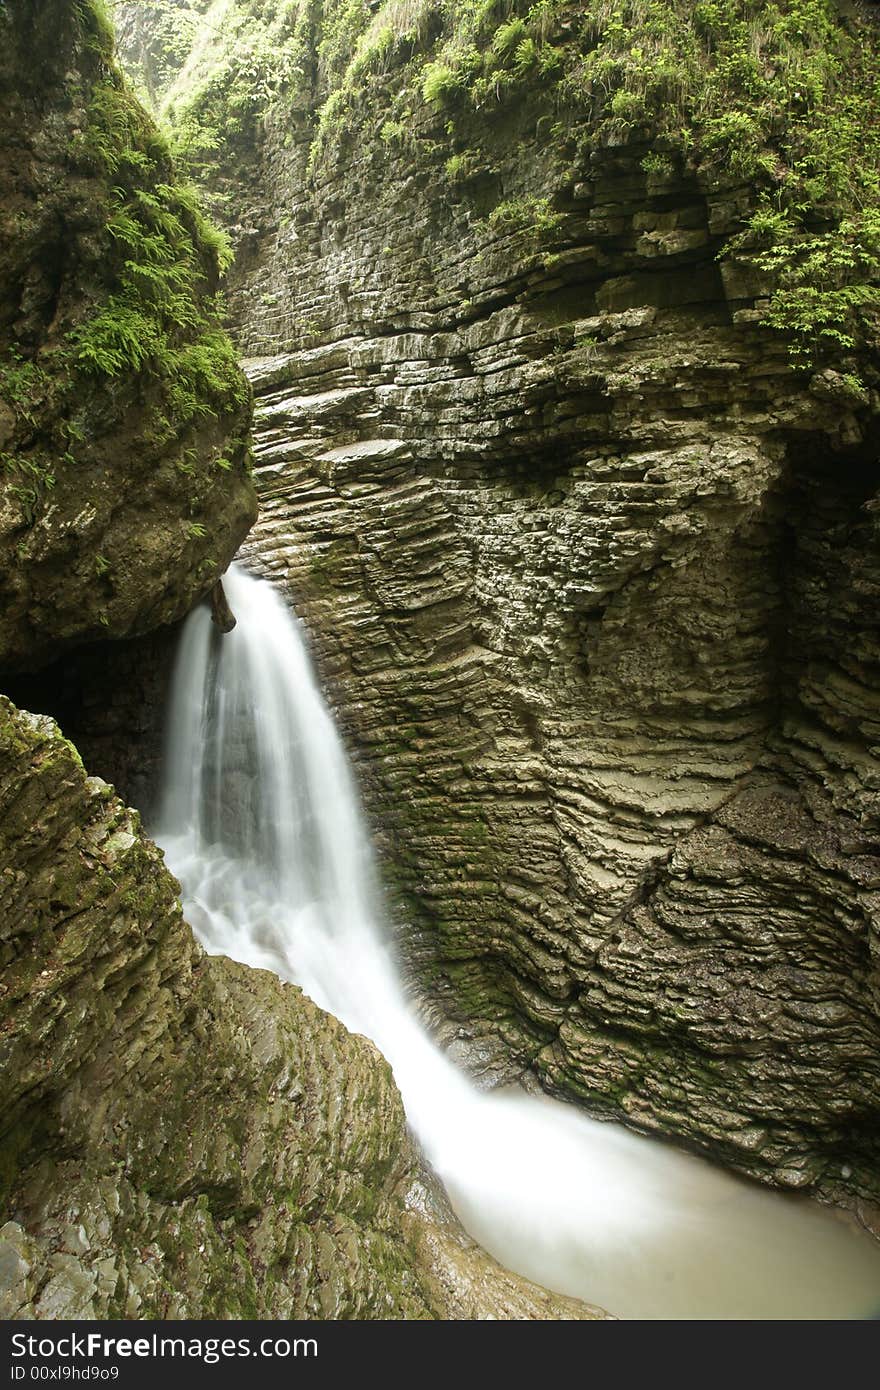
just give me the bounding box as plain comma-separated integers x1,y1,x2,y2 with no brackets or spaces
0,694,606,1319
0,0,257,673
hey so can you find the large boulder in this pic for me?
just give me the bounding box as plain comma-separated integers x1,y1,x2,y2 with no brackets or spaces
0,0,257,673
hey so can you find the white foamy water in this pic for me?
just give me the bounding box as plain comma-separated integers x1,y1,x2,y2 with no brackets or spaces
154,563,880,1320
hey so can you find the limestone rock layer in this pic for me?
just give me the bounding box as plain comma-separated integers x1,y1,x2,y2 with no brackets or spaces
0,6,607,1317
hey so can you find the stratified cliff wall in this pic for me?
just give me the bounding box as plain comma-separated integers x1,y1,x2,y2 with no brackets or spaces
118,0,880,1210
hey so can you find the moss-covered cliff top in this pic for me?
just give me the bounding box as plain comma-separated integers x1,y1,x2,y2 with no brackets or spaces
119,0,880,374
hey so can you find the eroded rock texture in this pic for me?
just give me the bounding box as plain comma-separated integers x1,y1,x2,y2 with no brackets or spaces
121,1,880,1208
0,0,256,673
0,695,602,1320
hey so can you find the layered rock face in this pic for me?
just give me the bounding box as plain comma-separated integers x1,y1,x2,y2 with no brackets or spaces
0,695,602,1319
124,1,880,1208
0,0,256,673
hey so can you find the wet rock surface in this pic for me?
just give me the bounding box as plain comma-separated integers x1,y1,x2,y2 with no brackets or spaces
0,695,604,1320
0,2,612,1324
236,302,880,1205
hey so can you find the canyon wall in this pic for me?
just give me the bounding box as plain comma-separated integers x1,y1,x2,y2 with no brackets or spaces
120,0,880,1210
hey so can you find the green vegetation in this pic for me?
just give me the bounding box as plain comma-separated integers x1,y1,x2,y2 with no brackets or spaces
141,0,317,184
0,352,50,427
0,1,249,530
0,352,60,525
75,0,117,53
408,2,879,363
422,59,463,104
128,1,880,371
68,51,247,426
738,208,880,365
0,453,57,528
110,0,211,102
487,193,562,240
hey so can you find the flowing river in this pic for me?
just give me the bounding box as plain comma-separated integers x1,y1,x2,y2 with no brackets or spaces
154,563,880,1320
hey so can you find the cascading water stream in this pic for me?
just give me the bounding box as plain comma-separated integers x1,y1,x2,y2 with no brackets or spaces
155,564,880,1320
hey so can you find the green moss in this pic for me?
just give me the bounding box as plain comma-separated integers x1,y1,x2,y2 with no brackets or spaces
71,68,172,176
0,3,250,541
128,2,879,374
74,0,117,54
305,539,351,592
0,1117,41,1211
68,59,247,425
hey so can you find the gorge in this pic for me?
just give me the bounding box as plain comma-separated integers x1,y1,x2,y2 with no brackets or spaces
156,560,880,1318
2,0,880,1321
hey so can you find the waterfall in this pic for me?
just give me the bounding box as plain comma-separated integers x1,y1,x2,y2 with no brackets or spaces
155,563,880,1320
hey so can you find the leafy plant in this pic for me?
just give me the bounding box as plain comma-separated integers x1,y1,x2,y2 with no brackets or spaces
488,194,562,240
750,210,880,361
422,60,463,103
0,453,57,527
